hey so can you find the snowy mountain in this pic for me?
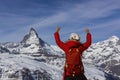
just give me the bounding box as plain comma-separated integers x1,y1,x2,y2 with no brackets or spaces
0,28,63,80
21,28,41,46
0,28,120,80
83,36,120,79
0,28,63,56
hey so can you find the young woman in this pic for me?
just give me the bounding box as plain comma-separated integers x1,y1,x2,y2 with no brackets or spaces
54,27,91,80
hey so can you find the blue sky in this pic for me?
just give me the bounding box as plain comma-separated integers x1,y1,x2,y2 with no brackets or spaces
0,0,120,45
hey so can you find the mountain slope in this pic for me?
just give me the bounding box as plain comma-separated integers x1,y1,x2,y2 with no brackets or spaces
83,36,120,79
0,53,62,80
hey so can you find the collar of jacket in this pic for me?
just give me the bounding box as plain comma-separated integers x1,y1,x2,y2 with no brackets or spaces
65,40,82,48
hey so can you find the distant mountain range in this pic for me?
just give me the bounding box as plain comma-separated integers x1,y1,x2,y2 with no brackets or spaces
0,28,119,80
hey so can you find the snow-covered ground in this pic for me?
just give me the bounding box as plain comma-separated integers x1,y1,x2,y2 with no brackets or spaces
0,53,107,80
0,53,62,80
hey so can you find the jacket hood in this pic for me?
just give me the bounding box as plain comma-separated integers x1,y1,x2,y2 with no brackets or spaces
65,40,82,48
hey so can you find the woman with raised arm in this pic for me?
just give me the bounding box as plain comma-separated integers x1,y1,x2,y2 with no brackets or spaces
54,27,92,80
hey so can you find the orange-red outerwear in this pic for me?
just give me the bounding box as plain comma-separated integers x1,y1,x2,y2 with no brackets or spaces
54,32,91,79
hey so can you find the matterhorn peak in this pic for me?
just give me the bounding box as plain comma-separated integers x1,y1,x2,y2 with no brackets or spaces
21,28,40,45
29,28,38,38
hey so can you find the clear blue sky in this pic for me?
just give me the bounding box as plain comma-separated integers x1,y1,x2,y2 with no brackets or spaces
0,0,120,45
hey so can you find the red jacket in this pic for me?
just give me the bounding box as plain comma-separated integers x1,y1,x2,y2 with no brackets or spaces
54,32,91,76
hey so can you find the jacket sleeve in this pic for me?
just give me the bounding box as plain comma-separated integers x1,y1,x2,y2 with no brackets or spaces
54,32,68,52
82,33,92,50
